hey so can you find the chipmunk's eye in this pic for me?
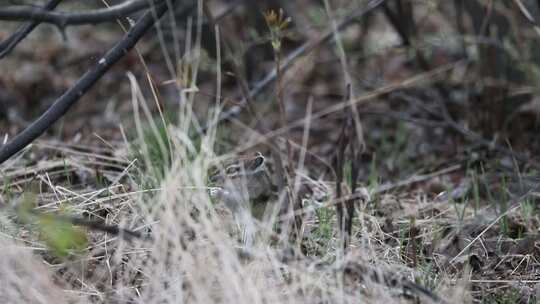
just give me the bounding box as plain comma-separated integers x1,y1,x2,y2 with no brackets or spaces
226,165,240,175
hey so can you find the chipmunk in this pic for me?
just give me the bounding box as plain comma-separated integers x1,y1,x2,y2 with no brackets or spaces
208,152,275,215
208,152,277,245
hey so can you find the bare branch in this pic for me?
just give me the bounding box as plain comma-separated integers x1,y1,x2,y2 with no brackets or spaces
0,0,63,59
0,0,165,27
0,0,176,165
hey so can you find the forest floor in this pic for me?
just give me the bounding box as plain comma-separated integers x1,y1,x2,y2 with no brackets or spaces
2,1,540,303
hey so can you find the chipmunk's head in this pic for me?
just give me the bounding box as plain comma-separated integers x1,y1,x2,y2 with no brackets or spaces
209,152,266,183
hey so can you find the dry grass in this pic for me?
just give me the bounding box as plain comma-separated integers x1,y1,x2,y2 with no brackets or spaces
4,1,540,303
0,87,458,303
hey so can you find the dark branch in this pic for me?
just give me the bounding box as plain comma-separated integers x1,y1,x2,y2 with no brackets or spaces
0,1,176,165
0,0,63,59
0,0,165,27
69,216,143,239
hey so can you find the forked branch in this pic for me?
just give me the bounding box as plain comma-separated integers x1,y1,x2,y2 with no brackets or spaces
0,0,63,59
0,0,165,27
0,1,176,165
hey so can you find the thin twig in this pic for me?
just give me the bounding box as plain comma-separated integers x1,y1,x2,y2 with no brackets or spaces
333,87,348,247
64,215,144,239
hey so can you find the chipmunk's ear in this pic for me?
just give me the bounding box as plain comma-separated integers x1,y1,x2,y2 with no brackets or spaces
252,153,265,168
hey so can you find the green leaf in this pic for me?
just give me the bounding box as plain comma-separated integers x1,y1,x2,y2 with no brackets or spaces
38,214,88,258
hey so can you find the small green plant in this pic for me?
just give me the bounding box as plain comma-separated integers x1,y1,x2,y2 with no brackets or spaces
38,214,88,258
315,205,334,240
470,170,481,216
416,263,439,295
264,8,293,165
378,122,412,173
367,155,379,191
17,194,88,258
482,289,521,304
498,176,510,236
129,117,172,186
1,175,12,198
263,9,291,53
62,157,71,185
520,198,535,232
306,204,335,255
128,108,207,189
343,159,353,188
